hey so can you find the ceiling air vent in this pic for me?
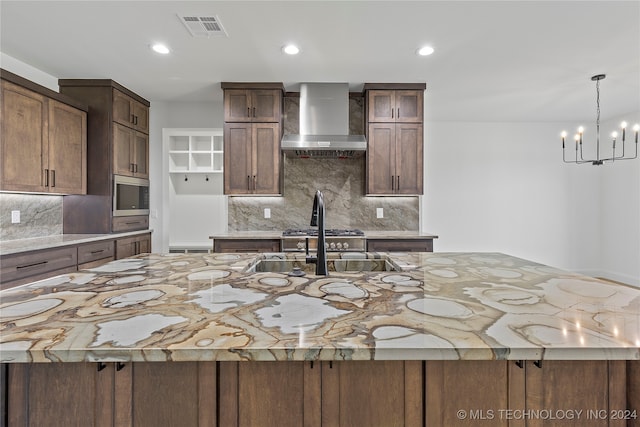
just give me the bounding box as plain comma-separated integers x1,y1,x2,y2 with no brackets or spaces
178,15,228,37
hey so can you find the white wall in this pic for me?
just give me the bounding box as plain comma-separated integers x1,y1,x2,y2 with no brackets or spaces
423,115,640,286
598,112,640,285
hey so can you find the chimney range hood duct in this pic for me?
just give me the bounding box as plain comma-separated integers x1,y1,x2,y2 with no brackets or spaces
281,83,366,158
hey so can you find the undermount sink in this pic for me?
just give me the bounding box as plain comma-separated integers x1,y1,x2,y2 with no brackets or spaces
244,258,399,274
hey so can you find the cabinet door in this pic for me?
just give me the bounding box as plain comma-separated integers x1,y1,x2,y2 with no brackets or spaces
367,123,396,194
219,361,319,427
395,90,423,123
132,131,149,178
395,123,423,194
113,88,134,128
251,90,281,122
138,234,151,254
252,122,280,194
524,360,626,427
6,363,114,427
113,362,215,427
322,360,422,427
48,99,87,194
224,122,253,194
131,100,149,133
367,90,395,122
113,122,134,176
115,234,151,259
224,89,252,122
0,80,48,192
426,360,512,427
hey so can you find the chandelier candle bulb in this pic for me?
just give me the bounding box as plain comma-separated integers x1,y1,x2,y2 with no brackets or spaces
621,122,627,141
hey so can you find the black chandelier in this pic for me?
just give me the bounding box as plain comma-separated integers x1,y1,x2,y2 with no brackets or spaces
561,74,638,165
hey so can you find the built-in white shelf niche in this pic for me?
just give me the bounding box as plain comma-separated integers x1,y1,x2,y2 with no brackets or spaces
167,129,223,173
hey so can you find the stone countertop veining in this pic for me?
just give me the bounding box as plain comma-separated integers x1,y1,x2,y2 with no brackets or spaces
0,230,153,256
0,251,638,363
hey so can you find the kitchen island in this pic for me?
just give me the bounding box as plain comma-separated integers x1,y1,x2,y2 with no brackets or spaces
1,251,639,426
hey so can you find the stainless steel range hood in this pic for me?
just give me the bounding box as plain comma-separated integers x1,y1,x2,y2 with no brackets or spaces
281,83,366,158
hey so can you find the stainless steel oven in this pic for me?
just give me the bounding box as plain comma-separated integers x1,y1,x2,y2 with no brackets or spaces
113,175,150,216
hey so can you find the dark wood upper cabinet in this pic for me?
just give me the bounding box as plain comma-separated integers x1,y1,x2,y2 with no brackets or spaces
367,89,423,123
113,88,149,133
364,83,425,195
223,122,280,195
222,83,284,195
1,72,87,195
58,79,150,233
222,84,282,123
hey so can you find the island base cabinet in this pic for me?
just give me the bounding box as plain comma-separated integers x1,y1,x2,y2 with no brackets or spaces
322,360,423,427
426,360,512,427
426,360,630,427
218,361,319,427
116,362,216,427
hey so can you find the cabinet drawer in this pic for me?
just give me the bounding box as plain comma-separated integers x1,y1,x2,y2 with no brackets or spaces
0,246,78,284
77,240,114,264
213,239,281,253
112,215,149,232
366,239,433,252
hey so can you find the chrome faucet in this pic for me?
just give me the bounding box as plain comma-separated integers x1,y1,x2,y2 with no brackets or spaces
306,190,328,275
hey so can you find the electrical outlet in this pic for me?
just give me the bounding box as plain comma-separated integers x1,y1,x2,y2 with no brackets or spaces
376,208,384,219
264,208,271,219
11,210,21,224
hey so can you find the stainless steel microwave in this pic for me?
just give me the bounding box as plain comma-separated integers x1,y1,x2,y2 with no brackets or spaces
113,175,150,216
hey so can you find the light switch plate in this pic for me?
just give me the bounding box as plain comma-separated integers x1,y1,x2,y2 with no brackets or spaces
11,210,20,224
264,208,271,219
376,208,384,219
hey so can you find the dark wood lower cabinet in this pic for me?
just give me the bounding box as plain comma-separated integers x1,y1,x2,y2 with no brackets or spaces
2,360,638,427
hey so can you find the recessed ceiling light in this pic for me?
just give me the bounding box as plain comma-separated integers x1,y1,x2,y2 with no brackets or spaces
282,44,300,55
416,46,434,56
151,43,170,54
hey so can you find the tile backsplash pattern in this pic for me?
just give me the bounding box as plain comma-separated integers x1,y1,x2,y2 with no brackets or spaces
0,194,63,241
229,94,419,232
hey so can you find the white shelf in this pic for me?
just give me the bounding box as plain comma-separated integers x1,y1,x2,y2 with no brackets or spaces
166,130,224,173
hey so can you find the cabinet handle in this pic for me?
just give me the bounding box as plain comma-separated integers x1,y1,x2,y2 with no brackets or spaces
116,362,126,371
247,107,250,118
97,362,107,372
17,260,48,270
515,360,524,369
134,164,138,173
391,108,394,119
253,107,256,118
131,114,135,124
90,249,105,255
134,115,138,125
534,360,543,369
396,175,400,192
253,175,257,191
51,170,55,188
391,176,395,191
44,169,49,187
247,175,251,191
397,108,400,119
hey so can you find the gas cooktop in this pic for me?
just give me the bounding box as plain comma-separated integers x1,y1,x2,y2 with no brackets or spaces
282,228,364,237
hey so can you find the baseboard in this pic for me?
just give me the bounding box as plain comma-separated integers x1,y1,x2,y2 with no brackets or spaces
574,268,639,288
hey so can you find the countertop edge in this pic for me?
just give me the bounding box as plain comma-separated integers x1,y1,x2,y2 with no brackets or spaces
0,230,153,256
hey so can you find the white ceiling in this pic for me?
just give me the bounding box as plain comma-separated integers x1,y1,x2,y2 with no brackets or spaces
1,0,638,122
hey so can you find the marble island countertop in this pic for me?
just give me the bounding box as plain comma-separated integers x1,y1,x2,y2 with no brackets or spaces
1,251,638,363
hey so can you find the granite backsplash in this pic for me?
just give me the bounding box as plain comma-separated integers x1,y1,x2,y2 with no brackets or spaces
0,193,63,241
